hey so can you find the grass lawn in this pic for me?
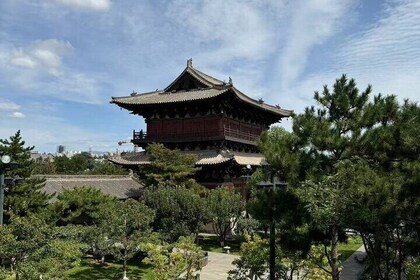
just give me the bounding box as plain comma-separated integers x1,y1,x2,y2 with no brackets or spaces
64,258,154,280
199,234,363,261
4,235,363,280
338,236,363,262
199,235,241,255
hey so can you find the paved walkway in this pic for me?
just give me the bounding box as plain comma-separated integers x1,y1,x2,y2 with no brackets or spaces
198,246,366,280
341,245,366,280
199,252,238,280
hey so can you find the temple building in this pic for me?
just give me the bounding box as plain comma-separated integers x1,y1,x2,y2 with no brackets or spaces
109,59,292,190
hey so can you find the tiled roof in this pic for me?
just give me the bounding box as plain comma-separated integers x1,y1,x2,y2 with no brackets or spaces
231,87,292,117
38,175,143,201
233,152,264,166
111,60,292,118
196,154,231,165
111,88,229,105
109,150,264,166
187,67,225,87
164,62,224,91
109,152,151,165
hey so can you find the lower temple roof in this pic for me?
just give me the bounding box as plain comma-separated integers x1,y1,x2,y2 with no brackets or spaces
36,175,144,201
109,150,264,167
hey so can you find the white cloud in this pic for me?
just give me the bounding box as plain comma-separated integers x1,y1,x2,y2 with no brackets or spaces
0,100,25,119
333,0,420,102
0,39,105,104
167,0,281,67
279,0,353,89
164,0,354,111
56,0,111,11
10,55,36,68
270,0,420,118
37,72,103,104
0,100,20,111
337,0,420,73
294,0,420,104
0,108,118,153
11,112,25,118
7,39,73,77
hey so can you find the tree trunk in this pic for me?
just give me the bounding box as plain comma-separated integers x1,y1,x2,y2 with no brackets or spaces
269,220,276,280
331,225,340,280
290,267,294,280
122,257,128,280
122,216,129,280
122,247,129,280
361,234,382,280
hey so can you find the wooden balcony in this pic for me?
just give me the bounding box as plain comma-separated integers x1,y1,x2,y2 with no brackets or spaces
132,127,259,145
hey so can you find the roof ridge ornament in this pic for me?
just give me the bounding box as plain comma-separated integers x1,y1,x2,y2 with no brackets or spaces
228,76,233,85
187,58,193,68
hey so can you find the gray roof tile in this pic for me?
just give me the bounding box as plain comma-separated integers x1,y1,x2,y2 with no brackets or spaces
112,88,228,105
109,150,264,166
111,63,292,117
38,175,143,201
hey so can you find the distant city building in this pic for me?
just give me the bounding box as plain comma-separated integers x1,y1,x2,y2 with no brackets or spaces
30,151,55,162
57,145,65,154
90,151,111,158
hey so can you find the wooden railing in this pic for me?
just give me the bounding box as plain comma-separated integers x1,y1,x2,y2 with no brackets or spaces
133,127,259,144
223,127,259,142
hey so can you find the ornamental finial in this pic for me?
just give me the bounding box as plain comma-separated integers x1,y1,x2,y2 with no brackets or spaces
228,76,233,85
187,58,193,67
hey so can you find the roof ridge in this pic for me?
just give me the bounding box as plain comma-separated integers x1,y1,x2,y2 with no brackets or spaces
231,87,293,116
164,59,226,92
34,175,131,179
111,88,228,106
46,178,133,181
188,66,224,86
111,89,163,101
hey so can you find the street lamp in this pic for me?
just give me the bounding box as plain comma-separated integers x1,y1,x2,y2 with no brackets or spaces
0,155,18,225
1,155,11,164
257,161,287,280
240,164,252,201
263,162,276,280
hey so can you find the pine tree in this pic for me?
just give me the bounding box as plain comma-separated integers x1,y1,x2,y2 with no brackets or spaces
288,75,375,280
258,75,419,279
141,143,200,188
0,130,52,220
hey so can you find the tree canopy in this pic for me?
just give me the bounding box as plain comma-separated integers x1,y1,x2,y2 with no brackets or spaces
254,75,420,280
34,153,127,175
144,186,209,242
0,215,82,280
50,186,116,226
140,144,200,188
0,130,52,220
99,198,155,279
143,235,204,280
207,187,242,246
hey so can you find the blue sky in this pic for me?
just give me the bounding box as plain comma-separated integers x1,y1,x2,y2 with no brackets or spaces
1,0,419,153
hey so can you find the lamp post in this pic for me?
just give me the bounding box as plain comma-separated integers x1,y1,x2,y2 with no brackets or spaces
258,161,277,280
0,155,18,225
240,164,252,201
268,168,276,280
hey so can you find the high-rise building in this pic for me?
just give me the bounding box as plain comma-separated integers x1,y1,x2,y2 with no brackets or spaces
57,145,65,154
